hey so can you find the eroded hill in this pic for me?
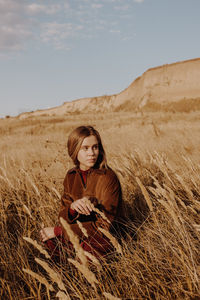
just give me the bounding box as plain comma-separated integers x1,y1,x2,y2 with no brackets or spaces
18,58,200,119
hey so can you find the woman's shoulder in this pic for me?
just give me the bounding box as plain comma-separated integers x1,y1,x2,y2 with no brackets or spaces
63,167,77,183
64,166,118,179
98,167,120,184
67,167,77,174
104,166,117,177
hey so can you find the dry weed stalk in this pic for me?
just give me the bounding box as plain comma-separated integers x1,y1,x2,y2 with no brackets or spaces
60,217,88,266
21,168,40,196
157,199,181,227
51,187,61,199
22,268,54,292
152,154,175,187
56,291,71,300
103,292,121,300
0,172,14,188
193,224,200,232
82,197,111,224
23,236,51,259
98,227,122,255
92,206,111,224
175,173,194,198
35,258,68,295
22,204,33,218
77,220,88,238
83,250,102,270
76,221,102,269
68,258,98,290
135,176,153,212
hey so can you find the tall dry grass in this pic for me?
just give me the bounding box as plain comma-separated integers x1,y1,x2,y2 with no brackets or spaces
0,112,200,299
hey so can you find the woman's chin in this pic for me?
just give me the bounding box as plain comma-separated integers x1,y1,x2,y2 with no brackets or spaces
88,162,95,168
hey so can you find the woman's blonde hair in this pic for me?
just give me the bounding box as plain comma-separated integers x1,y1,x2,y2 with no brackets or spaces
67,126,107,169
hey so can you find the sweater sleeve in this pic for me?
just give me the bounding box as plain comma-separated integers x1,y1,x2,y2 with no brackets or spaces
95,171,122,231
54,226,62,236
58,173,79,224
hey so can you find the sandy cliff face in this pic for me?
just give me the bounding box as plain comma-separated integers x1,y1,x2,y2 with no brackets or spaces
19,58,200,118
113,58,200,110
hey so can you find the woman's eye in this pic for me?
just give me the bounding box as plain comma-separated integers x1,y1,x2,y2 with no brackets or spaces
93,145,99,150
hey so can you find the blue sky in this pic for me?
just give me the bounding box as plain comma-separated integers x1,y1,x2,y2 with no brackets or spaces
0,0,200,117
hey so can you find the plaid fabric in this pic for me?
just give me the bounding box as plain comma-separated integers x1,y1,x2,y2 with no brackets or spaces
45,228,114,260
44,235,74,259
80,234,114,258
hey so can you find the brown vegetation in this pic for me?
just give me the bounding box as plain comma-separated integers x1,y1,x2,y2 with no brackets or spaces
0,111,200,299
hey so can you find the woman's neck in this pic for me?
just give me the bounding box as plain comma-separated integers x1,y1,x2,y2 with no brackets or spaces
80,168,90,172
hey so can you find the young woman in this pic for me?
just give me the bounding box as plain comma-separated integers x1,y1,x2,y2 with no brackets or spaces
40,126,124,258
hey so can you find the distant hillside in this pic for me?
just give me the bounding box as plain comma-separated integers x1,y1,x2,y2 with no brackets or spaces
18,58,200,119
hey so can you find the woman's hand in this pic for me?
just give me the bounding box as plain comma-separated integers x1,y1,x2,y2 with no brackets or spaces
40,227,55,242
70,197,93,215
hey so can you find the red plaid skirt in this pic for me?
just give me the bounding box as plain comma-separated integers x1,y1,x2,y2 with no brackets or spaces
45,226,114,260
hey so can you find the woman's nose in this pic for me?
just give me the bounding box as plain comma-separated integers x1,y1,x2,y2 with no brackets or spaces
88,148,94,155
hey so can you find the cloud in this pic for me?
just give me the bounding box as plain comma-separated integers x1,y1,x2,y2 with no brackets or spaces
0,25,32,51
26,4,61,15
0,0,63,52
134,0,144,3
109,29,120,34
91,4,103,9
114,4,130,11
40,22,84,49
0,0,138,54
102,0,122,2
0,0,32,51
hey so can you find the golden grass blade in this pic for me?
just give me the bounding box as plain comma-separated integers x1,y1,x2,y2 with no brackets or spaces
56,291,71,300
83,250,102,270
193,224,200,231
35,258,68,294
22,204,33,218
68,258,98,289
0,174,14,188
23,237,51,259
51,187,61,199
157,199,180,227
135,176,153,212
187,206,197,215
92,206,111,224
175,174,193,198
98,227,122,255
22,268,54,292
60,217,88,266
82,197,111,224
21,168,40,196
103,292,121,300
77,221,88,238
150,175,168,199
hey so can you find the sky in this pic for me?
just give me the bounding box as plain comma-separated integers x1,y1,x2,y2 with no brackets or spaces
0,0,200,118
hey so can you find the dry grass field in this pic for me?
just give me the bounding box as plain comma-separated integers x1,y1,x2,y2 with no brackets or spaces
0,110,200,299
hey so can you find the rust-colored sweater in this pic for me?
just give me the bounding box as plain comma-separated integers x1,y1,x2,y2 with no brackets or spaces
57,166,123,243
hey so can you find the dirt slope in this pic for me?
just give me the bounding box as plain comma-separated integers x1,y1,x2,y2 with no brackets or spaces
18,58,200,119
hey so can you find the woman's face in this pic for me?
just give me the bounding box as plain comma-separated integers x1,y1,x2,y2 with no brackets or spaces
77,135,99,170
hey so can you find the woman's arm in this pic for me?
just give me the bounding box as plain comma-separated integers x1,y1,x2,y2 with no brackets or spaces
71,198,93,215
95,170,122,230
57,172,77,223
59,183,79,223
40,227,55,242
58,172,94,223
